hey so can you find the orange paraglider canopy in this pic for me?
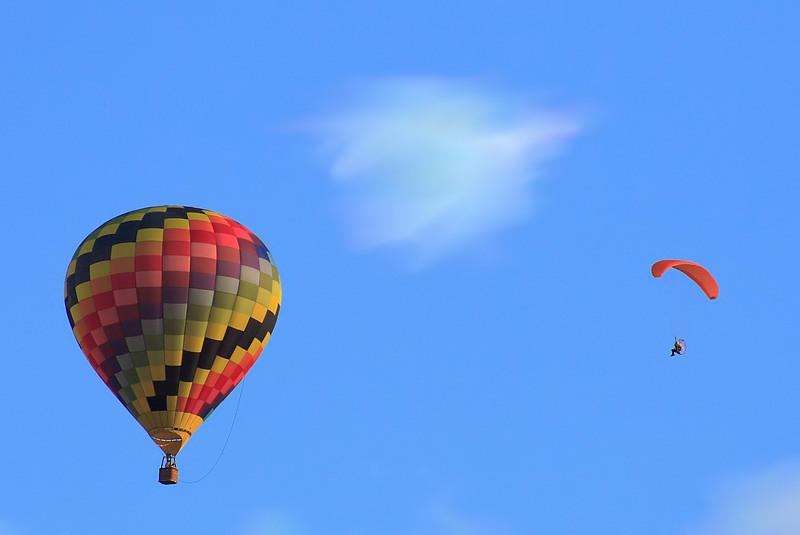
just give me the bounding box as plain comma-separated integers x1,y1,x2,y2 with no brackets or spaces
651,260,718,300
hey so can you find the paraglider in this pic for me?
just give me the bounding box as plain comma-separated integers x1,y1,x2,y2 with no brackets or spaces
650,260,718,300
651,259,717,356
64,206,281,484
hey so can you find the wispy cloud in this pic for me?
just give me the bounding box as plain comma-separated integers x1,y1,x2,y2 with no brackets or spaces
0,517,32,535
689,461,800,535
239,502,510,535
309,76,581,267
412,502,512,535
240,510,305,535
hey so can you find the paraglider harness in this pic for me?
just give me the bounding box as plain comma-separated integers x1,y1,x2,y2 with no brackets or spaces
670,338,686,357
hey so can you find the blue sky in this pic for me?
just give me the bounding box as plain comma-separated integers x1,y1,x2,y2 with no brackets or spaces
2,2,799,534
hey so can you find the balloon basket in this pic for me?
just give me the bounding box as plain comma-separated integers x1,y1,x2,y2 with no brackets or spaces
158,455,179,485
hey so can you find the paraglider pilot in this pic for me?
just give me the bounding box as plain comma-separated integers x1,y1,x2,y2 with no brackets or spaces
670,338,684,357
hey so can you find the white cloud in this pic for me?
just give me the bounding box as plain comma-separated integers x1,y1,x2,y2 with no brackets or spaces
690,461,800,535
311,77,581,267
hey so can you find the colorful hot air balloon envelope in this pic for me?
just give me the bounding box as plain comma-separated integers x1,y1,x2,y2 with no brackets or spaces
651,259,718,299
64,206,281,483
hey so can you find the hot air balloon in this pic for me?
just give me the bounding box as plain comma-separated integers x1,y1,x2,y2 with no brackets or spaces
64,206,281,484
